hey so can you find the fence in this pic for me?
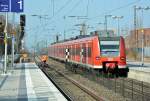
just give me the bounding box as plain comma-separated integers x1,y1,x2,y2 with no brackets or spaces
81,71,150,101
98,78,150,101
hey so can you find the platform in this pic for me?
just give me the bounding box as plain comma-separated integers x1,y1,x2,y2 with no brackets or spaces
127,61,150,83
0,63,67,101
128,61,150,72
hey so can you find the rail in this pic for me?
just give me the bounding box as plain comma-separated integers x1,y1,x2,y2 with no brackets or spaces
35,56,150,101
34,57,73,101
50,66,105,101
87,71,150,101
35,56,105,101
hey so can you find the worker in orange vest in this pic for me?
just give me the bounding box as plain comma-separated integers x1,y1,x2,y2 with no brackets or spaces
41,55,48,63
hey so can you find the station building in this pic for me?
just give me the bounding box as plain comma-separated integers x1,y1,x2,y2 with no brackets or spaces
125,28,150,58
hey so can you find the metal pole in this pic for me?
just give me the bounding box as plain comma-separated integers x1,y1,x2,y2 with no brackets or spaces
105,15,107,35
12,33,14,69
64,16,66,40
64,30,66,40
112,16,123,36
4,13,8,74
11,13,15,69
117,18,120,36
46,40,48,54
141,10,144,66
82,23,86,35
134,6,137,49
135,6,150,65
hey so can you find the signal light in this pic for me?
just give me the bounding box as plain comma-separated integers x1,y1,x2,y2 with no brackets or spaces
20,26,24,32
20,26,25,39
20,14,26,26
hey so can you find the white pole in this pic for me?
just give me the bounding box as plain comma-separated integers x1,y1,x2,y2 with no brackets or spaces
11,13,15,69
4,13,8,74
141,10,144,66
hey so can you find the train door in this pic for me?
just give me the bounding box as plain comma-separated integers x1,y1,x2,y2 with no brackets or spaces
80,43,83,63
59,45,60,57
72,44,75,61
82,43,86,64
86,43,88,64
65,46,70,62
53,45,56,57
63,45,66,59
74,44,76,61
88,42,92,65
76,43,80,62
70,45,72,61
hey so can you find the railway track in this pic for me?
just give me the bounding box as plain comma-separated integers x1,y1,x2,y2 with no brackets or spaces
35,57,129,101
35,57,105,101
46,57,150,101
76,66,150,101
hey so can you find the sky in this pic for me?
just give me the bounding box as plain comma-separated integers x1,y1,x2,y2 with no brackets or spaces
13,0,150,50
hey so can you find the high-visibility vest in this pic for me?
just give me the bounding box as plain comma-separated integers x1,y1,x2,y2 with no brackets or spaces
41,55,48,62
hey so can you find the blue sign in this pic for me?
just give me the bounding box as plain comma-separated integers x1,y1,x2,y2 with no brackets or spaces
11,0,23,12
0,0,10,12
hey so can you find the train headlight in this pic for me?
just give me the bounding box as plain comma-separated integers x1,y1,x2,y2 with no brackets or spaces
96,56,100,60
120,57,125,61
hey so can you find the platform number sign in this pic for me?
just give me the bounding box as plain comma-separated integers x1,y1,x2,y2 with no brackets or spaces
0,0,24,12
0,0,10,12
11,0,24,12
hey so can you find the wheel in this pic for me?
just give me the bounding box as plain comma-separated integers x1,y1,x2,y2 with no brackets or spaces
114,68,119,78
122,72,128,77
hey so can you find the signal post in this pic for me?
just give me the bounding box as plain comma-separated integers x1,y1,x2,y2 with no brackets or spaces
0,0,24,74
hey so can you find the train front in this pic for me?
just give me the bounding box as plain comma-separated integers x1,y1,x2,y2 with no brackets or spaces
99,37,129,76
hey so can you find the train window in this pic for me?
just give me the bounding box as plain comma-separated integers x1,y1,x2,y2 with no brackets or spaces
76,48,80,55
83,47,86,57
69,48,71,55
88,47,91,57
100,40,120,57
101,45,119,50
70,48,72,55
72,48,75,55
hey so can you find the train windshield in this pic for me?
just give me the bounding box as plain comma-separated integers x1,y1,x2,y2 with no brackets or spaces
100,37,120,57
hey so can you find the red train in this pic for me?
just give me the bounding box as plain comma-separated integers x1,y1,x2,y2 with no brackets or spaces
48,35,129,77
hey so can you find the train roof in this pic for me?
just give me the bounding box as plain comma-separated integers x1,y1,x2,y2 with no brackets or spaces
99,36,120,41
51,35,121,45
51,35,93,45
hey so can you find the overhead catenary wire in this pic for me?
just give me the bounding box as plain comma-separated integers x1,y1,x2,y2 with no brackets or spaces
30,0,142,40
45,0,83,34
49,0,141,26
64,0,83,16
47,0,73,21
87,0,142,21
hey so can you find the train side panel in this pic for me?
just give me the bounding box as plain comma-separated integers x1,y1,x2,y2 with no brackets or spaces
92,37,102,69
48,36,99,69
118,37,126,68
48,36,128,76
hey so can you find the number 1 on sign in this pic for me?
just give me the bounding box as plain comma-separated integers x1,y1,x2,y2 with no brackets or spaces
17,0,22,10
